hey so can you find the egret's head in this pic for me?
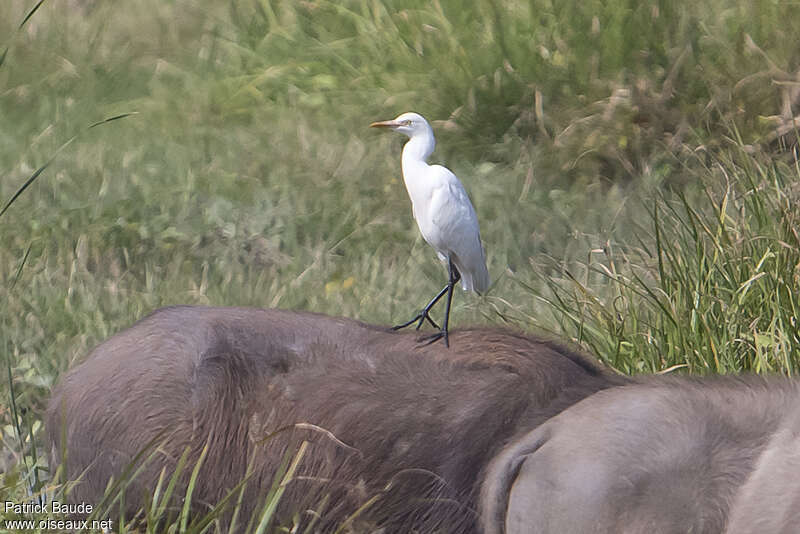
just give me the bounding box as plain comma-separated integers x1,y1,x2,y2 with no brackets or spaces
370,112,432,139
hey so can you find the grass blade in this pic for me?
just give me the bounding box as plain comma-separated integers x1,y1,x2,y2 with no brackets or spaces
0,136,75,219
179,439,211,533
1,112,136,219
254,441,308,534
9,242,32,290
88,112,139,129
19,0,47,30
0,0,45,71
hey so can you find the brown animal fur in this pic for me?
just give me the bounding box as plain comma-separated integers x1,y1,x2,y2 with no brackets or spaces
480,376,800,534
47,305,624,533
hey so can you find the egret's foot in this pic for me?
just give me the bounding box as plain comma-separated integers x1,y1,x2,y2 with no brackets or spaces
418,330,449,348
392,310,440,331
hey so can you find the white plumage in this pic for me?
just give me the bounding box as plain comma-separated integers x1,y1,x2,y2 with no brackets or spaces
371,111,489,346
419,166,490,292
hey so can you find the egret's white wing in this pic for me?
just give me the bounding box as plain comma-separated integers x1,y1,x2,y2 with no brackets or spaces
424,165,490,293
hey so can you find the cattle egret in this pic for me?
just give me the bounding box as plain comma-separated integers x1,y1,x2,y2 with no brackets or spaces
371,112,489,347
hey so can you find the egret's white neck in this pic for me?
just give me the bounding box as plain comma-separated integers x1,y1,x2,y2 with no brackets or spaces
401,131,436,174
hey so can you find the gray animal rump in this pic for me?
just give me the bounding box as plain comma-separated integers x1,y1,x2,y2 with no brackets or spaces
481,376,800,534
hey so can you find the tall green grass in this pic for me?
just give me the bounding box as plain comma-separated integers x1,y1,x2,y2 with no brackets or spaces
522,148,800,374
2,0,800,530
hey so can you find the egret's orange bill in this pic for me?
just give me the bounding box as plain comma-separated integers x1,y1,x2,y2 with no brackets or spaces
370,120,400,128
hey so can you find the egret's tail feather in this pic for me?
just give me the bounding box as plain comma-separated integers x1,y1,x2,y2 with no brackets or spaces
460,263,490,294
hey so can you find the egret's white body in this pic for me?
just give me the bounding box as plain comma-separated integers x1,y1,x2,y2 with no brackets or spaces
371,112,489,346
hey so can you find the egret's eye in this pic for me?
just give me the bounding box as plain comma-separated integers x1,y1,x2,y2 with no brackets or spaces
403,120,413,126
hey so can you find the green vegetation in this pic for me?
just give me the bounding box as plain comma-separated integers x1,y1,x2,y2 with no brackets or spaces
2,0,800,530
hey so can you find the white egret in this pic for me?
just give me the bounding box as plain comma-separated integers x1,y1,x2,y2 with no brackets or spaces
371,112,489,347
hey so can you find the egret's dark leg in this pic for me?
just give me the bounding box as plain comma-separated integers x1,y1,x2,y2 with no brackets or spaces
420,259,461,348
392,285,446,331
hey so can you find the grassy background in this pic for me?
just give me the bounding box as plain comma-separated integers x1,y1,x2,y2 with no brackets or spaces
2,0,800,530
